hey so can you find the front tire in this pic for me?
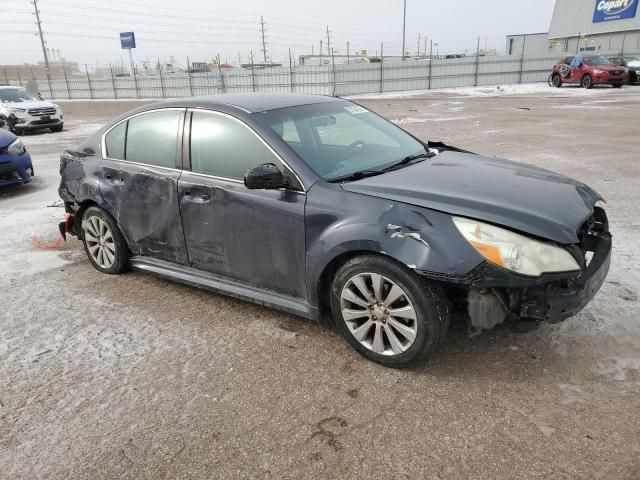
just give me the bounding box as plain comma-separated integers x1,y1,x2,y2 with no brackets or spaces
330,255,449,368
81,206,129,274
50,124,64,132
612,82,623,89
552,73,562,88
582,74,594,89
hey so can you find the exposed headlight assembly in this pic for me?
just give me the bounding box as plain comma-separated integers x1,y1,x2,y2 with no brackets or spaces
9,107,26,114
453,217,580,277
7,138,25,155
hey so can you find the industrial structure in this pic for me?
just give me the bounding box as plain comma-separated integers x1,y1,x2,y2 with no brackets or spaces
508,0,640,56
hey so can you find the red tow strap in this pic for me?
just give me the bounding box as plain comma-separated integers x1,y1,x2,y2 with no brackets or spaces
32,213,71,249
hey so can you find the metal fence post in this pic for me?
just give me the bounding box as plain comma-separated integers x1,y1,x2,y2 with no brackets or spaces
186,57,194,96
519,34,527,84
132,63,139,98
380,42,384,93
331,47,336,96
62,66,71,99
250,53,256,92
85,64,94,99
289,48,294,93
2,68,7,85
428,39,433,89
474,37,481,87
158,63,166,98
109,64,117,99
217,55,227,93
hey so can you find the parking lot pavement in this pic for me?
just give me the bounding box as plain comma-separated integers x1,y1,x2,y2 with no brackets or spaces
1,86,639,479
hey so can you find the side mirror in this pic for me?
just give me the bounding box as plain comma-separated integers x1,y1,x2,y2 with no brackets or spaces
244,163,289,190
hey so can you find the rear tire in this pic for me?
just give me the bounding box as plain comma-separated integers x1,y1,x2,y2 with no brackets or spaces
330,255,449,368
81,206,129,274
581,74,594,89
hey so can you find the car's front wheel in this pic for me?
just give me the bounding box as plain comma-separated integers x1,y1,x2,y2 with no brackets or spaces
81,206,129,274
582,74,594,89
552,73,562,88
50,124,63,132
330,255,449,368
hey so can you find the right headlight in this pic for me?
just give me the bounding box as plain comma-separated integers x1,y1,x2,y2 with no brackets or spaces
452,216,580,277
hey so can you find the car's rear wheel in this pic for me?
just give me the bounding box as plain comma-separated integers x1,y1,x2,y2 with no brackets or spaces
330,255,449,368
81,206,129,274
582,74,594,89
552,73,562,88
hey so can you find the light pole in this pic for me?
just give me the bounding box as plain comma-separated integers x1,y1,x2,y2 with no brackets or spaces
401,0,407,60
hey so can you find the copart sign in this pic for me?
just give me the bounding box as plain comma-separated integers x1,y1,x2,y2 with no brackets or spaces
593,0,638,22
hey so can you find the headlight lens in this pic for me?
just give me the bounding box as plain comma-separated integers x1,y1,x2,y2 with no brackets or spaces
452,217,580,277
7,138,25,155
594,69,605,74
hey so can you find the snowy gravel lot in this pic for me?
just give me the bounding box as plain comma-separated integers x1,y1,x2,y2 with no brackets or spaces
1,84,639,479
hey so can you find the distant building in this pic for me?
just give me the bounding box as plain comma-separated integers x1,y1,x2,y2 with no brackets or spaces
0,61,81,83
507,0,640,57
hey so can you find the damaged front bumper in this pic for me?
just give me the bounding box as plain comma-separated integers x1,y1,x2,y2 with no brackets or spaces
418,206,612,328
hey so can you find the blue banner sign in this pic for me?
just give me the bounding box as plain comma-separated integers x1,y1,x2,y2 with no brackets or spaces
120,32,136,49
593,0,638,22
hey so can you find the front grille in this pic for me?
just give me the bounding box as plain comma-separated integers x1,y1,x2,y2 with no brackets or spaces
27,107,56,116
608,70,624,77
579,206,609,257
0,171,20,182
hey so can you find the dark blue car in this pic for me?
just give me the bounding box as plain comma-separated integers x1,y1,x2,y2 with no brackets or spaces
0,128,34,186
58,94,611,367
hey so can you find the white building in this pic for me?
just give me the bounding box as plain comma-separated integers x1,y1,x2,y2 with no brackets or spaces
507,0,640,56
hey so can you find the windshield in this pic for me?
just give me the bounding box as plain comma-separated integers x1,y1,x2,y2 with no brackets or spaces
583,56,610,66
257,101,427,181
0,88,38,103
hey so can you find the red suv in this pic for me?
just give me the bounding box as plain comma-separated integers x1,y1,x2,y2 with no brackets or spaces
551,54,628,89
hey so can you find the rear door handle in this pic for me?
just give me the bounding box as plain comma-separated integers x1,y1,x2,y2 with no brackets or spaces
183,191,211,204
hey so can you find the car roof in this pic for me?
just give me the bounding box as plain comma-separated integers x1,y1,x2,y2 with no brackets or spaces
151,93,343,113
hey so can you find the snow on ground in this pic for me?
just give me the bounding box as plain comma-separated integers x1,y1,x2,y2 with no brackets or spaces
347,82,622,100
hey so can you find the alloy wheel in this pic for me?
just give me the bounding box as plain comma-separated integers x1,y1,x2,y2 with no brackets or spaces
83,216,116,269
339,272,418,356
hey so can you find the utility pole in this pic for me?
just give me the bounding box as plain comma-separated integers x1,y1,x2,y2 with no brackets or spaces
326,26,332,57
417,33,421,57
32,0,51,84
347,41,350,64
401,0,407,60
320,40,323,61
260,16,268,64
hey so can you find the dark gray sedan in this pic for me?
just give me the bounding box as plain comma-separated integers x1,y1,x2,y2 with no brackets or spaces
58,93,611,367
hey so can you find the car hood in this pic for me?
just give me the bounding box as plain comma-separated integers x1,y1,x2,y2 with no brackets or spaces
2,100,55,110
340,151,602,244
0,129,17,149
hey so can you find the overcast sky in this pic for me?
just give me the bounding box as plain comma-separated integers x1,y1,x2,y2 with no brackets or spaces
1,0,557,68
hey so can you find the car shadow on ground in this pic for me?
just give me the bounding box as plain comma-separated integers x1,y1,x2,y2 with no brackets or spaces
0,176,48,199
